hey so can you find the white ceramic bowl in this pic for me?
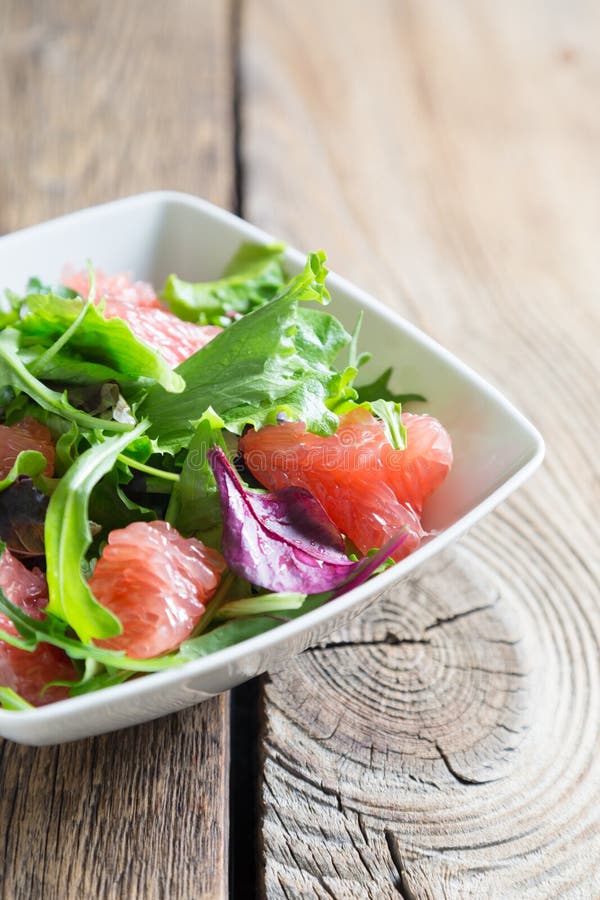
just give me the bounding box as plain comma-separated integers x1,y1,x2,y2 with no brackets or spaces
0,192,544,745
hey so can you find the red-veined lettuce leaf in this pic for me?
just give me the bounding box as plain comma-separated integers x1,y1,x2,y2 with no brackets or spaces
208,446,407,593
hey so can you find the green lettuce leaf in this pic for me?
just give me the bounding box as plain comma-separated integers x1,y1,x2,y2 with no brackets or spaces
25,277,79,299
44,421,149,643
26,296,93,377
165,408,225,546
0,330,133,433
161,241,286,325
284,306,358,419
17,293,184,393
0,290,23,330
141,252,353,448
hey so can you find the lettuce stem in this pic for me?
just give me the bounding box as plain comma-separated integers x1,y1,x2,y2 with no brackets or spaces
191,571,235,637
117,454,180,483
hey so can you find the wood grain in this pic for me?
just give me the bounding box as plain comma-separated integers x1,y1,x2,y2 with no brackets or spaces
242,1,600,896
0,2,233,898
0,706,229,899
0,0,234,233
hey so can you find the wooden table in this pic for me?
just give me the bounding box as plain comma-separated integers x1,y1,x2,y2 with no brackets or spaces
1,2,599,897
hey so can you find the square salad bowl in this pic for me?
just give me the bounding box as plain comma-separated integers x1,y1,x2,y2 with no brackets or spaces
0,192,544,745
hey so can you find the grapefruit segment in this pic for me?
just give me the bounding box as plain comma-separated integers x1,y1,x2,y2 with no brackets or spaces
239,408,452,560
90,521,226,659
62,267,161,307
380,412,453,515
0,549,76,706
101,300,222,368
62,267,222,367
0,417,55,480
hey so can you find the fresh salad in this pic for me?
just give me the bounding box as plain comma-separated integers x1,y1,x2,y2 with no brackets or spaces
0,244,452,709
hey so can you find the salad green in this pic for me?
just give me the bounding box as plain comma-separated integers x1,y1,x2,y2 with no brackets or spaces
141,250,355,445
162,240,286,325
0,242,436,710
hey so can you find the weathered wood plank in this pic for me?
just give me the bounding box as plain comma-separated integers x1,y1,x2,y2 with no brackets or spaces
0,0,234,232
0,706,230,899
243,1,600,896
0,2,233,898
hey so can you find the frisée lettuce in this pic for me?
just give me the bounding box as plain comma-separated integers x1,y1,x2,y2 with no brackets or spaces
141,251,357,446
161,240,286,325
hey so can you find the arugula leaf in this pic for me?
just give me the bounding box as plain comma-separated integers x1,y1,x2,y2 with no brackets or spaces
179,617,289,657
42,662,123,696
0,449,47,493
43,657,135,698
141,252,351,447
0,330,133,433
355,366,426,404
54,422,83,475
0,686,34,711
161,241,286,325
370,399,407,450
67,668,134,696
45,421,148,642
88,468,157,538
348,312,372,371
18,293,185,393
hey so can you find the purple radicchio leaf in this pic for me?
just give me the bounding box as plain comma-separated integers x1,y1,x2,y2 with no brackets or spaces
208,446,408,593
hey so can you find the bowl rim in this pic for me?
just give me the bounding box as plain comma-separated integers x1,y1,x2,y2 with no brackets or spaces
0,190,545,724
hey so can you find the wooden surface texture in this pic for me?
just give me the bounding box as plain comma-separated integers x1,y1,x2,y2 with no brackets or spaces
1,1,599,898
0,2,233,898
243,1,600,897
